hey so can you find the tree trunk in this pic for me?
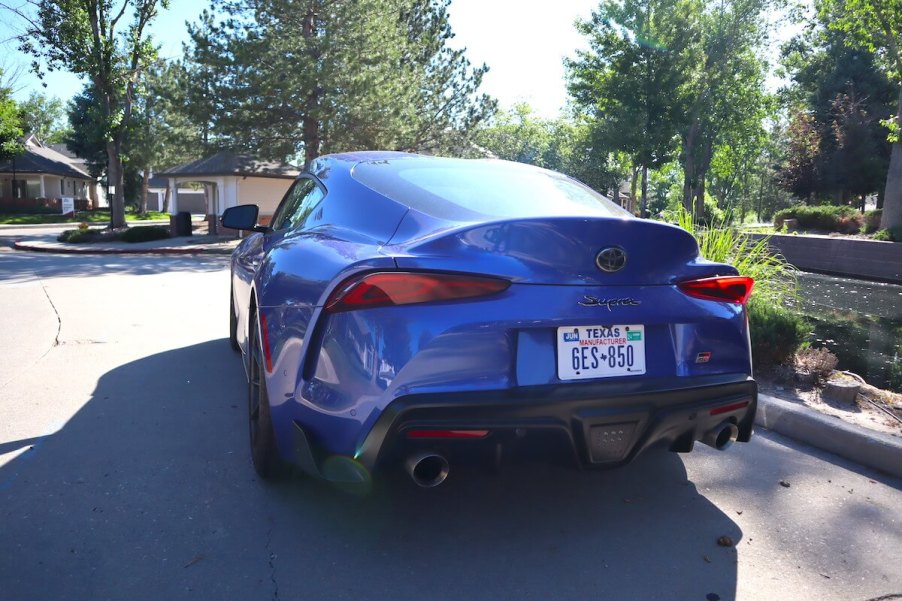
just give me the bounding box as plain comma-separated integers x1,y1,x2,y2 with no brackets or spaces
301,4,321,165
140,168,149,215
880,88,902,231
629,166,639,214
162,185,170,213
693,176,706,222
106,141,127,229
640,165,648,218
681,121,701,213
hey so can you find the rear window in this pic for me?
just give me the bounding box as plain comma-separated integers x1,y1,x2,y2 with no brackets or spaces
352,159,631,221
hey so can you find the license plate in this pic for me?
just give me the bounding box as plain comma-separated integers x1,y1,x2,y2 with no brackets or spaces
557,325,646,381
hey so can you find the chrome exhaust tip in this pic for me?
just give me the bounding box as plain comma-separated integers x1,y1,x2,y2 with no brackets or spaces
405,452,450,488
702,422,739,451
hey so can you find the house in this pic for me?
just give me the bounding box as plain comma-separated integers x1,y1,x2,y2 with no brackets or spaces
145,175,206,213
157,151,300,227
0,135,105,212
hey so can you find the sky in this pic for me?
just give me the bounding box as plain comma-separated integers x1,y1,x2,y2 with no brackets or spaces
0,0,599,118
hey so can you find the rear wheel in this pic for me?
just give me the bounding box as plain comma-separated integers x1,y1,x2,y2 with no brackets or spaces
229,285,240,352
248,312,283,479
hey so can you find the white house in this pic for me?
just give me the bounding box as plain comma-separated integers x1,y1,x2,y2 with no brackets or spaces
0,135,105,212
157,152,300,226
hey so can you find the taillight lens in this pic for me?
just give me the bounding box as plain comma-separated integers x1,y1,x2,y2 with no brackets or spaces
325,272,510,313
677,276,754,305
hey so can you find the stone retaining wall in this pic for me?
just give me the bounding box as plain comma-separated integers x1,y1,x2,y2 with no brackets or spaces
748,233,902,283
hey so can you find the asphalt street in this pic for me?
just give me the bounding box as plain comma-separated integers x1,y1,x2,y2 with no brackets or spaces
0,237,900,601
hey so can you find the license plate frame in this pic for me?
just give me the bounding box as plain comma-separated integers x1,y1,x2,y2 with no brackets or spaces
556,324,647,381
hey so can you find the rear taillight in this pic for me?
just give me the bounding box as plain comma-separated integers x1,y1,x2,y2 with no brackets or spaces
677,276,754,305
325,272,510,313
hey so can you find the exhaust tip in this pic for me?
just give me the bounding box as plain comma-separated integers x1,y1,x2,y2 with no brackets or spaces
405,452,449,488
703,422,739,451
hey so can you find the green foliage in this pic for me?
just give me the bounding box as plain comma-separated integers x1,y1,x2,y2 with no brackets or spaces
473,105,627,195
18,0,167,228
119,226,170,243
186,0,494,162
17,93,70,143
0,69,24,160
676,206,799,307
773,204,860,231
567,0,700,213
874,225,902,241
779,24,895,203
862,209,883,233
57,228,102,243
747,298,810,368
676,205,807,366
57,224,171,243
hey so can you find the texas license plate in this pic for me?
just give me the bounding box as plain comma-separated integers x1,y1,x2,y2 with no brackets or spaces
557,325,646,380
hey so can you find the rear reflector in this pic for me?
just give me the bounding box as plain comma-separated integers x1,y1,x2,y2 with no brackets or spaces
259,312,274,373
325,272,510,313
406,430,490,439
710,400,750,416
678,276,754,305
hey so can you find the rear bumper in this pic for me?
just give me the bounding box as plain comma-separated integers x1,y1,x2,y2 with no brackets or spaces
294,375,756,476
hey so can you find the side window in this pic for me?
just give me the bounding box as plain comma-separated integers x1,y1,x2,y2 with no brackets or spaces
271,179,326,232
270,179,313,231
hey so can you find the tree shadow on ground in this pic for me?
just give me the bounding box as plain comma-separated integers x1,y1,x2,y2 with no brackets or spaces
0,339,741,601
0,245,229,283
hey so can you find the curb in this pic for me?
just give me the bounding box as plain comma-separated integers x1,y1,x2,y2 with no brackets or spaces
11,240,235,256
756,393,902,479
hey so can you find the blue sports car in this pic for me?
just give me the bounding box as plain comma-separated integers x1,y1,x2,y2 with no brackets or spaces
223,151,757,488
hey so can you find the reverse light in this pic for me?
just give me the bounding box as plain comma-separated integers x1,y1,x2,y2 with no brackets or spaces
325,272,510,313
677,276,754,305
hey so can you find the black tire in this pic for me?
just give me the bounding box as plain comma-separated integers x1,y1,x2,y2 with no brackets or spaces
248,312,283,479
229,286,240,352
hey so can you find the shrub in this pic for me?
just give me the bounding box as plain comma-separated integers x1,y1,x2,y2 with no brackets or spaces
57,228,102,243
119,225,171,243
773,205,860,232
677,207,798,306
676,206,807,368
862,209,882,234
795,346,838,381
748,299,809,368
873,229,893,241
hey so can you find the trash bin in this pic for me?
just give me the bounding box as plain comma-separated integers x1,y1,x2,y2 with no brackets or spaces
173,211,192,237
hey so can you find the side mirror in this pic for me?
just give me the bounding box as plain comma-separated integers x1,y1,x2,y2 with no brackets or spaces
222,205,267,232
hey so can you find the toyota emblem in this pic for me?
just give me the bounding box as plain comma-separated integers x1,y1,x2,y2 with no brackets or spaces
596,247,627,273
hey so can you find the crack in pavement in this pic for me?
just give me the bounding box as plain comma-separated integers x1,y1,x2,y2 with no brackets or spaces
0,280,62,389
266,523,280,600
39,279,61,351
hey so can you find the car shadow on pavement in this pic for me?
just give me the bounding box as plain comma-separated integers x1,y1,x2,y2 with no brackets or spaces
0,339,741,601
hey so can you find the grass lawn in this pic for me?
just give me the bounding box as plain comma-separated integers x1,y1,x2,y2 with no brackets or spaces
0,209,171,225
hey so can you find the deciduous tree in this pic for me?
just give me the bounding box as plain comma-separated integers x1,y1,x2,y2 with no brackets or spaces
17,92,70,143
567,0,701,216
14,0,167,227
822,0,902,228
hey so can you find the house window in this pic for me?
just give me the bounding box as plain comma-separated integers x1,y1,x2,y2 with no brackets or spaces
60,180,64,195
26,180,41,199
